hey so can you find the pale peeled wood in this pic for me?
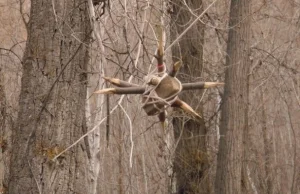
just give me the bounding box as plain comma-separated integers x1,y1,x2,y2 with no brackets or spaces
155,75,182,98
172,99,202,119
142,75,181,115
169,61,182,77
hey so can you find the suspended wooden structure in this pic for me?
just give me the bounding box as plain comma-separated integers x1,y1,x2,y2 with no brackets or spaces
94,33,224,126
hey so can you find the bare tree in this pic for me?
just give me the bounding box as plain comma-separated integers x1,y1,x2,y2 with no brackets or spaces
170,0,211,193
8,0,92,193
215,0,251,193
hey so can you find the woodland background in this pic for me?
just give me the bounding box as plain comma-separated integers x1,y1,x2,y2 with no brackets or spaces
0,0,299,193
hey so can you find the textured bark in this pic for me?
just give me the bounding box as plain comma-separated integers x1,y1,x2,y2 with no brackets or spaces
171,0,210,193
0,68,7,193
8,0,91,193
215,0,251,193
260,90,274,194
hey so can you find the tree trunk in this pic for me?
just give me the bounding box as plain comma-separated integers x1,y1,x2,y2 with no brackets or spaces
260,89,274,194
0,67,7,193
8,0,91,193
170,1,210,193
215,0,251,193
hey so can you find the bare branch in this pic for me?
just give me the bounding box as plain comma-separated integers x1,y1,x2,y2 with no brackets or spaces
165,0,218,52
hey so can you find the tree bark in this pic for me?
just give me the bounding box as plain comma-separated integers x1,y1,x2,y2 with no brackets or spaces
215,0,251,193
8,0,91,193
260,89,274,194
0,67,7,193
170,1,210,193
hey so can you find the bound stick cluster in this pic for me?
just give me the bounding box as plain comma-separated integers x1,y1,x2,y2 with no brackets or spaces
94,33,224,126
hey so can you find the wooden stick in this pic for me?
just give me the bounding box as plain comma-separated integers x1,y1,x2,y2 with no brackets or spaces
169,61,182,77
104,76,160,87
182,82,224,90
94,87,145,94
103,77,139,87
172,99,202,119
156,25,165,73
158,111,167,130
94,82,224,95
104,76,224,89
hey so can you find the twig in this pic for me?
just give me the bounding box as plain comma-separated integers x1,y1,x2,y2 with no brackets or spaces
52,103,119,161
28,160,42,194
119,104,134,168
0,48,22,63
51,0,58,23
37,42,86,121
165,0,218,52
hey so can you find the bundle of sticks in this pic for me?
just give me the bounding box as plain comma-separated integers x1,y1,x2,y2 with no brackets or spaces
94,27,224,125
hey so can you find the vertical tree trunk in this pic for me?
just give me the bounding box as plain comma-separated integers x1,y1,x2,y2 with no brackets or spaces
0,67,7,193
215,0,251,193
8,0,91,193
260,89,274,194
170,1,210,193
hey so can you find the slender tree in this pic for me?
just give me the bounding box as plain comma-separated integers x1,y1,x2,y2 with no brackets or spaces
8,0,91,193
170,1,210,193
215,0,251,193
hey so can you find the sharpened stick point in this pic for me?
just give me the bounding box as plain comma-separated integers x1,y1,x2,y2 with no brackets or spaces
204,82,224,88
103,77,120,85
172,99,202,119
94,88,116,94
103,77,139,87
169,61,182,77
158,111,167,130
